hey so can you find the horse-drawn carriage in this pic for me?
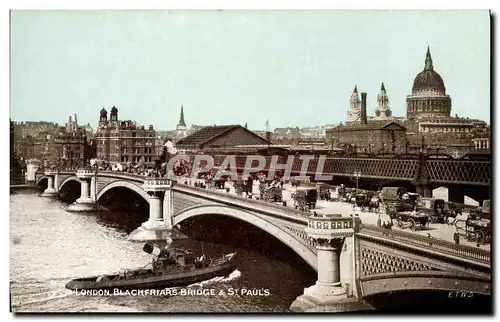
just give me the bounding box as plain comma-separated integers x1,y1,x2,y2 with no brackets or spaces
234,177,254,197
418,198,459,224
262,186,283,203
380,187,420,213
350,192,380,212
291,187,317,212
387,209,430,231
316,183,332,201
464,217,491,245
457,203,491,245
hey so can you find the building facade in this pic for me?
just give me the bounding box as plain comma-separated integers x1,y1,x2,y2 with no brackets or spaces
331,46,490,158
95,106,157,166
12,115,92,168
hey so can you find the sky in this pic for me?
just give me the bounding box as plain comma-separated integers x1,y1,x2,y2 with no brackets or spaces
10,10,490,131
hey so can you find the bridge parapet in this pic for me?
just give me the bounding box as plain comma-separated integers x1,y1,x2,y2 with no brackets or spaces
44,169,58,176
360,225,490,267
143,178,174,191
173,183,309,225
76,167,94,180
307,215,360,237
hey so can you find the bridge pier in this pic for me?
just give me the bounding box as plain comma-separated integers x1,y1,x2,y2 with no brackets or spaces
290,215,372,312
40,170,58,197
66,168,97,212
448,186,465,204
129,178,184,243
416,185,432,198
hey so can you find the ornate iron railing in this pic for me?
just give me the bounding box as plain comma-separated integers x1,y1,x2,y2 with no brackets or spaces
360,224,490,266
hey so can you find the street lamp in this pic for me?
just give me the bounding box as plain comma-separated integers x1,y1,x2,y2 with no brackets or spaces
353,171,362,190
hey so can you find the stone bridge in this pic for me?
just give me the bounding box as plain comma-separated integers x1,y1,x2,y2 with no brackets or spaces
35,169,491,312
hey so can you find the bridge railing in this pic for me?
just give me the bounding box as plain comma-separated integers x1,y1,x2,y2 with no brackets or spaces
360,224,490,266
174,182,310,222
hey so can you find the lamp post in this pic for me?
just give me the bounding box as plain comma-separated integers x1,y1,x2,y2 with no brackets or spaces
353,171,361,190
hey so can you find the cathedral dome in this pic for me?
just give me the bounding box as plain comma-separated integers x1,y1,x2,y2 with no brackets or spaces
411,46,446,95
412,69,445,94
100,108,107,116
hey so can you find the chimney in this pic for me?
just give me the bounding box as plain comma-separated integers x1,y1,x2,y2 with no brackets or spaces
360,92,367,125
266,131,271,143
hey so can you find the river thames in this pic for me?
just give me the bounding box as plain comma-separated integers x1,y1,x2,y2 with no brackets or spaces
10,189,492,313
10,189,316,312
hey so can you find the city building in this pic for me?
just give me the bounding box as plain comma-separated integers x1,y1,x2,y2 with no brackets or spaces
31,119,87,169
329,93,407,154
95,106,157,166
11,115,94,167
12,121,60,161
330,46,490,157
175,124,270,152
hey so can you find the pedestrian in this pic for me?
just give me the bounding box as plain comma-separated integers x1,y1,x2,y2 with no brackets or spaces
377,214,382,227
453,227,460,245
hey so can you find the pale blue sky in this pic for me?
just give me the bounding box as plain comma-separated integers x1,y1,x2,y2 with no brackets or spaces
10,10,490,131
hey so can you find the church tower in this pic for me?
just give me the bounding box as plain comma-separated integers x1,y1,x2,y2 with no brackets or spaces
109,106,119,128
373,82,392,120
99,108,108,129
346,85,362,124
176,105,187,138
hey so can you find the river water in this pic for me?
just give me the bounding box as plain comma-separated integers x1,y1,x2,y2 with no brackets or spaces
10,190,316,313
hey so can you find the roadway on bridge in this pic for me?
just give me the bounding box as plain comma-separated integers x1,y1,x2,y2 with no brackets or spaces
182,178,490,251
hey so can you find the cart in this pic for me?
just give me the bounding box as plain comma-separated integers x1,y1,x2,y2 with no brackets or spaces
292,187,317,212
352,193,370,211
458,207,491,245
388,210,429,231
316,183,332,201
381,188,420,214
418,198,456,224
234,179,245,196
262,186,283,203
464,218,491,245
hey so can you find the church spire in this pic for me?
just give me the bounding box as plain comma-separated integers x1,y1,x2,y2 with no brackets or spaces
178,105,186,127
381,82,386,92
353,85,358,93
424,44,434,71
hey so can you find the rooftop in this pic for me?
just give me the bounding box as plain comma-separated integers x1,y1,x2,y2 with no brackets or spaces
328,120,406,132
176,125,245,147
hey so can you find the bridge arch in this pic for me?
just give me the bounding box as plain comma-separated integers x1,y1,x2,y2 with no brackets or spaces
97,180,149,203
59,176,81,191
36,176,48,186
173,204,317,270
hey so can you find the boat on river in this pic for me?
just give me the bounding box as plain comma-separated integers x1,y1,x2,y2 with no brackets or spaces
65,243,236,290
